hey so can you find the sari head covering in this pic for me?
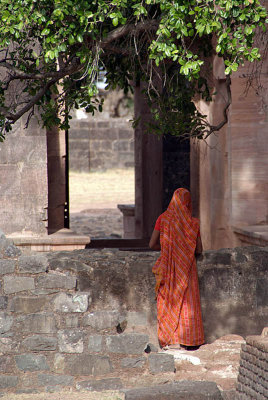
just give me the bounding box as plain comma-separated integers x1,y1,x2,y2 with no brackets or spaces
152,188,204,347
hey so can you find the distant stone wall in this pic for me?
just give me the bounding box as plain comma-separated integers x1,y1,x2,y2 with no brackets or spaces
0,231,267,394
69,117,134,171
236,333,268,399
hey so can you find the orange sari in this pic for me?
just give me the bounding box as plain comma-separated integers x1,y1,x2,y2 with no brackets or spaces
152,188,204,347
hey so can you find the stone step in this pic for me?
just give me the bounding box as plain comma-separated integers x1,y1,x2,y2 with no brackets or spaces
124,381,223,400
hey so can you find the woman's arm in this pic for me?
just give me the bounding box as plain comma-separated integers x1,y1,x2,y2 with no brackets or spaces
149,229,161,250
195,234,203,255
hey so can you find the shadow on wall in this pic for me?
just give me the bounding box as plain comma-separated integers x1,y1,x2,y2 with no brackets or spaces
198,247,268,342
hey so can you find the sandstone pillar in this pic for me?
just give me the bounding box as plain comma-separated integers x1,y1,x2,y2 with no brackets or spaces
46,126,67,234
134,85,163,239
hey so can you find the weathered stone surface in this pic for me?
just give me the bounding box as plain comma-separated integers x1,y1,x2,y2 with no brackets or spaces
58,330,84,353
0,375,19,389
65,315,79,328
3,276,35,294
127,311,148,326
0,260,15,275
15,354,49,371
256,278,268,307
106,333,149,354
1,242,21,259
16,313,56,333
88,335,103,353
0,231,21,259
82,310,124,330
76,378,123,391
10,296,48,313
0,356,14,373
0,297,8,310
124,381,223,400
148,353,175,374
35,274,76,289
93,355,113,376
48,256,94,275
65,354,112,376
38,374,74,387
18,254,48,274
53,293,90,313
0,313,13,334
53,353,65,373
0,338,13,353
121,357,146,369
22,335,57,351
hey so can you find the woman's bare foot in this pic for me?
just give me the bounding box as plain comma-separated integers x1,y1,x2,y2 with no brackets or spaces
163,344,183,350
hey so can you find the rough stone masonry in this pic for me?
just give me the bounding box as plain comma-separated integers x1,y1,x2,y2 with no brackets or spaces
0,230,267,398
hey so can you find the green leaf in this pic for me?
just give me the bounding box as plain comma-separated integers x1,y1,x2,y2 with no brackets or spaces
77,34,83,43
41,28,50,36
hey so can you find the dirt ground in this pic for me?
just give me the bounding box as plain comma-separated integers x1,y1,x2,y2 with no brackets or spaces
69,169,134,238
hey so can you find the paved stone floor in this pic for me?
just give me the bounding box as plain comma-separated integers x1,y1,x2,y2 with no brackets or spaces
70,208,123,238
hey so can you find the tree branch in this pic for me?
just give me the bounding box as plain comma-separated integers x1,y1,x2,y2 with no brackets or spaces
100,20,159,48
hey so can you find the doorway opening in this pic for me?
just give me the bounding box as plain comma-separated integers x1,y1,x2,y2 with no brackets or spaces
67,89,135,240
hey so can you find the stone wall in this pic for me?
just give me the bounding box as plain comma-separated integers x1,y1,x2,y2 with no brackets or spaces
236,332,268,399
69,117,134,171
0,232,267,395
194,52,268,250
0,115,48,236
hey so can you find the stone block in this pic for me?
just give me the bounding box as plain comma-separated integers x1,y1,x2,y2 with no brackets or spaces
48,256,94,276
119,129,133,139
65,354,112,376
256,278,268,307
127,311,148,326
0,313,13,334
106,333,149,354
88,335,103,353
15,354,49,371
121,357,146,369
53,293,90,313
58,330,84,353
0,338,13,353
148,353,175,374
16,313,56,333
124,381,223,400
82,310,124,330
113,140,129,152
0,297,8,310
0,356,15,373
93,355,113,376
38,374,74,387
0,260,15,275
18,254,48,274
3,276,35,294
22,335,57,351
76,378,123,391
65,315,79,328
0,375,19,389
53,353,65,373
10,296,48,313
36,274,76,290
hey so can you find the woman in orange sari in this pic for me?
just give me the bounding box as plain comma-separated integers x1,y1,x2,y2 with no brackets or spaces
149,188,204,349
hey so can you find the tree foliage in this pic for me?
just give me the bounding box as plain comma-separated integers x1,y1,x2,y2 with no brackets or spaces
0,0,267,141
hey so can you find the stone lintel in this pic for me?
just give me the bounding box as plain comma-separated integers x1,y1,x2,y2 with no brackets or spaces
233,225,268,247
7,229,90,252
